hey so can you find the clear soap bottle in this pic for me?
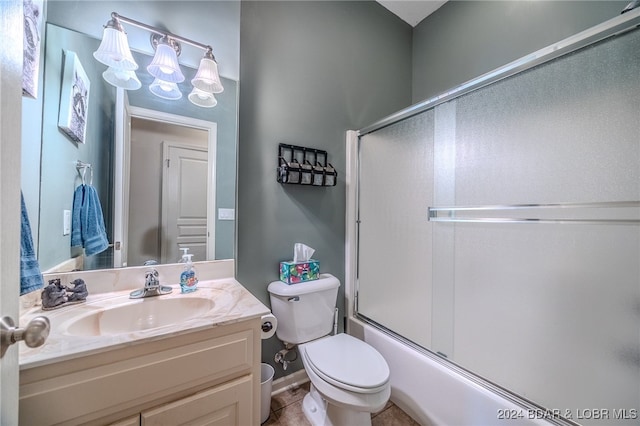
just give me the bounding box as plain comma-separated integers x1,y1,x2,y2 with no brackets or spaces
179,250,198,293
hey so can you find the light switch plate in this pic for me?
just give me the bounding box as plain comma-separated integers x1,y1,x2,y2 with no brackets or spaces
63,210,71,235
218,208,235,220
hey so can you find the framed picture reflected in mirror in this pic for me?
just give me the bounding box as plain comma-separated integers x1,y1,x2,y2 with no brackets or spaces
58,50,90,144
23,0,45,98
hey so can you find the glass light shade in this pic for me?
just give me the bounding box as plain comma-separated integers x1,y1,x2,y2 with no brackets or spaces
149,78,182,100
188,87,218,108
103,67,141,90
191,57,224,94
93,27,138,71
147,43,185,83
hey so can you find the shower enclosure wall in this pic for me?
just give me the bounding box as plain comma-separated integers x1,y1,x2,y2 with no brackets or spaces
349,11,640,425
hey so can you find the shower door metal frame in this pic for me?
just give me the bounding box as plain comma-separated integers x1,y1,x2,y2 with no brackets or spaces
348,9,640,426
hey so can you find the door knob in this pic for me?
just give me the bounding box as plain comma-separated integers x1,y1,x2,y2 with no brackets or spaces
1,316,50,358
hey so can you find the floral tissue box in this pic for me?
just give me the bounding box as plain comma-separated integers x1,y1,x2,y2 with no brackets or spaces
279,260,320,284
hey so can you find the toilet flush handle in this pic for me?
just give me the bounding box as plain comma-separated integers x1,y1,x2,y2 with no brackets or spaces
287,296,300,302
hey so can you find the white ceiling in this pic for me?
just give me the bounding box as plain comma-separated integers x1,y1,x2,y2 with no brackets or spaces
376,0,448,27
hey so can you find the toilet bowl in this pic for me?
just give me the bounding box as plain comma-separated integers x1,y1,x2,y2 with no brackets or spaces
300,333,390,426
267,275,391,426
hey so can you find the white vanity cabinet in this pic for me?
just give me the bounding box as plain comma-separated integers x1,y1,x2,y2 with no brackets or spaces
19,318,262,426
139,375,252,425
110,375,253,426
109,416,140,426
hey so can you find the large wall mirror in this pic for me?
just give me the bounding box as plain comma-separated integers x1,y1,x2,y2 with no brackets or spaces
22,21,238,273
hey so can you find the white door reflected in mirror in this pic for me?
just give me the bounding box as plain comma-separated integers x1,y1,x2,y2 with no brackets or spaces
161,143,209,264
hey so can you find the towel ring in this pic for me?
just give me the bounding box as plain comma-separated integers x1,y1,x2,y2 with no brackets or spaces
76,161,93,186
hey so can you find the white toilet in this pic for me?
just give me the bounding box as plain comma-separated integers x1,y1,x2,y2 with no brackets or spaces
268,274,390,426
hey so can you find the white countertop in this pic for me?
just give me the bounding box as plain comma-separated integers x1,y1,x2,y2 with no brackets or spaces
19,278,270,370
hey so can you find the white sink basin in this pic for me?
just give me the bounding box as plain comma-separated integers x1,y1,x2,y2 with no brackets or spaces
66,297,214,336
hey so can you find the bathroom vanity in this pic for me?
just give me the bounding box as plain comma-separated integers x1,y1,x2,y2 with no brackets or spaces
18,274,269,425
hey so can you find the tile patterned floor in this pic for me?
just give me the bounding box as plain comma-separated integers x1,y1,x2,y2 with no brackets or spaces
263,382,420,426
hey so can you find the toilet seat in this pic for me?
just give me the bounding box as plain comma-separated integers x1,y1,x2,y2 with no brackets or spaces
302,333,389,394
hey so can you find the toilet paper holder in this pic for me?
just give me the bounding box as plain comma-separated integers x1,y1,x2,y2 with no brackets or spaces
261,321,274,333
260,314,278,340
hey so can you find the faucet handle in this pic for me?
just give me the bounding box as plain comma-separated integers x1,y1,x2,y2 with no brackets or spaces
130,268,172,299
144,269,159,288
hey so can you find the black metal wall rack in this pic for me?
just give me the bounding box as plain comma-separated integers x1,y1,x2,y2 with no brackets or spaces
277,143,337,186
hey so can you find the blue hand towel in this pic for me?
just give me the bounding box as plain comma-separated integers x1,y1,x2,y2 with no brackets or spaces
70,185,84,248
71,184,109,256
20,192,44,295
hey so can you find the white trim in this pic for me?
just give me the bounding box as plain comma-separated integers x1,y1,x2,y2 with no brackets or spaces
271,369,310,397
128,106,217,132
113,89,130,268
344,131,359,330
1,2,23,422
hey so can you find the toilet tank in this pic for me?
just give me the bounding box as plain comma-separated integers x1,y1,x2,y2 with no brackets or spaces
267,274,340,344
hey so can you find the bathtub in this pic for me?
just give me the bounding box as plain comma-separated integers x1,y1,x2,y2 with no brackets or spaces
348,317,553,426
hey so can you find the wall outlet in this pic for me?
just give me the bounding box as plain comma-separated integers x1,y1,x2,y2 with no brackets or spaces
218,208,235,220
63,210,71,236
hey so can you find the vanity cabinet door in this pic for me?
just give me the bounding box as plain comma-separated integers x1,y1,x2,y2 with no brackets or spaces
141,375,253,426
109,415,141,426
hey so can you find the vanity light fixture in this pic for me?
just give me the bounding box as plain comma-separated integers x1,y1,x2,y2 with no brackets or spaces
188,87,218,108
147,35,185,83
102,67,142,91
93,12,223,106
191,49,224,94
149,78,183,100
93,16,138,71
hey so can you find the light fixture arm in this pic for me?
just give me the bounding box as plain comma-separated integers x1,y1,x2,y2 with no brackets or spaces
111,12,215,56
203,48,217,62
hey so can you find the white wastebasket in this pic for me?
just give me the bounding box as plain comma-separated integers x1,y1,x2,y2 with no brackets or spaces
260,363,275,424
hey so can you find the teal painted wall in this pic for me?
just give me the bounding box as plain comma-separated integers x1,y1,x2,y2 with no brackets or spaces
411,0,628,103
237,0,413,378
37,23,115,271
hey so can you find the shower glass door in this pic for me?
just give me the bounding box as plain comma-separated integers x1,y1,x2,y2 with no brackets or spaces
355,22,640,424
357,110,435,349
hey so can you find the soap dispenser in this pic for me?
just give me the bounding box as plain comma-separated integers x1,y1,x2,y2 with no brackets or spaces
179,249,198,293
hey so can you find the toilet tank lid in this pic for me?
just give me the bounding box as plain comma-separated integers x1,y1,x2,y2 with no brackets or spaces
268,274,340,297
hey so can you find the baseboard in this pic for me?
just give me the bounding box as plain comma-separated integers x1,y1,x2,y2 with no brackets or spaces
271,368,309,396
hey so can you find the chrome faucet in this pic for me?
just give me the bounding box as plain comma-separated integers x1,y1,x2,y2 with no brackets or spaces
144,268,160,291
129,268,173,299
